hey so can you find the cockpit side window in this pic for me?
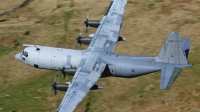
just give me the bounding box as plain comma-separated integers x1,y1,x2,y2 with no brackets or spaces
24,51,28,57
22,50,28,57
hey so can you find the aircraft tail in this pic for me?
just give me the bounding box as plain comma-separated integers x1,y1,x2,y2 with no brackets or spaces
155,32,192,90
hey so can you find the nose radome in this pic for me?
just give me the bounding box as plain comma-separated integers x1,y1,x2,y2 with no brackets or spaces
15,53,21,61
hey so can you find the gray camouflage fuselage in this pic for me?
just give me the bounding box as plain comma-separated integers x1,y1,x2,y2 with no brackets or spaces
15,46,162,78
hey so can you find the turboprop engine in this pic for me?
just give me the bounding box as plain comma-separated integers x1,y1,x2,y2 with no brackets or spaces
76,31,92,48
52,78,103,95
60,68,78,79
76,31,126,48
84,14,100,32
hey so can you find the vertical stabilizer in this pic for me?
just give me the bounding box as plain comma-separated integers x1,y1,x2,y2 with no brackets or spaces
155,32,188,65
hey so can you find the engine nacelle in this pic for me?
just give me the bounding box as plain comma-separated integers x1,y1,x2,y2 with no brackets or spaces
63,68,77,76
79,37,92,45
87,20,100,28
79,36,126,45
54,83,69,91
53,83,103,92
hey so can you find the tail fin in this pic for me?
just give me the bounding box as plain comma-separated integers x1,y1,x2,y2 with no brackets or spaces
156,32,192,90
155,32,190,65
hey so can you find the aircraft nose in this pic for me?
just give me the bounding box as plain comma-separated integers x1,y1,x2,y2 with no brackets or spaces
15,53,21,61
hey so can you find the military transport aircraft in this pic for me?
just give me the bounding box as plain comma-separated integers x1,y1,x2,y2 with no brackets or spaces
15,0,192,111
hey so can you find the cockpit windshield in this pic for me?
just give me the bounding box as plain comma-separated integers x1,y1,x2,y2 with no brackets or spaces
22,50,28,57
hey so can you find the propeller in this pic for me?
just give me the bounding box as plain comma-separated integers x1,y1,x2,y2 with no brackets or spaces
52,76,57,95
84,13,89,33
60,67,66,79
76,30,82,49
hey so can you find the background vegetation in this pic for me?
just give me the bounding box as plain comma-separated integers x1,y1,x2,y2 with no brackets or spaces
0,0,200,112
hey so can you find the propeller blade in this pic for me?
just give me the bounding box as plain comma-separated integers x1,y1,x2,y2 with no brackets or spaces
54,76,57,83
84,13,89,33
52,86,57,95
76,30,82,49
54,89,57,95
52,79,57,95
86,27,88,33
76,43,80,49
60,73,64,78
60,70,66,79
86,13,89,20
52,87,54,92
80,30,82,37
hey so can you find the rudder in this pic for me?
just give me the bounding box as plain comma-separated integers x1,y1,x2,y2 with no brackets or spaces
182,38,191,59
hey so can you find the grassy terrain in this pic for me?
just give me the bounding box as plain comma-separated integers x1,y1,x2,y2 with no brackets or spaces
0,45,13,57
0,72,55,112
0,0,200,112
0,0,24,13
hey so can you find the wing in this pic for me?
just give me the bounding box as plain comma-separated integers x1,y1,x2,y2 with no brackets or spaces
87,0,127,53
57,0,127,111
58,53,106,112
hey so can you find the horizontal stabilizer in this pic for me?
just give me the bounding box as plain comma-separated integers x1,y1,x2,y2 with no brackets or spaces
160,65,182,90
